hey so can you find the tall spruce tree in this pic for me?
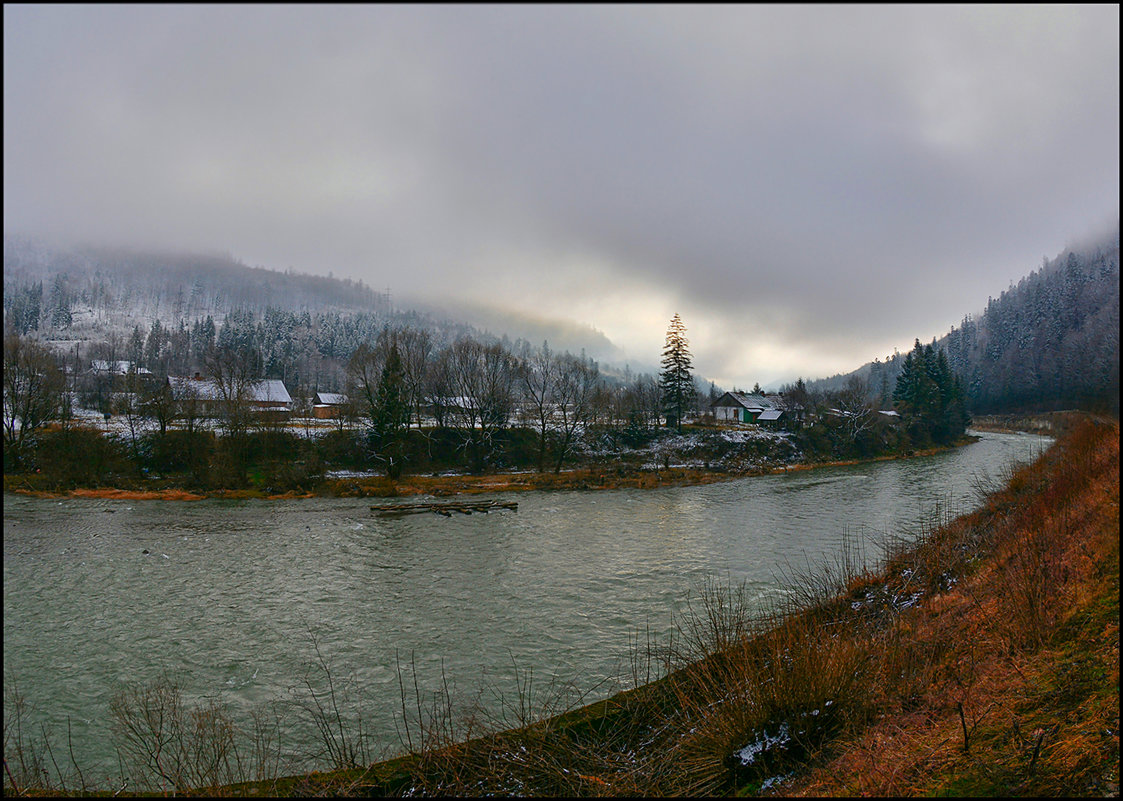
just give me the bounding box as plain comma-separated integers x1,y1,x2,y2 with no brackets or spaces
370,340,409,479
659,313,694,430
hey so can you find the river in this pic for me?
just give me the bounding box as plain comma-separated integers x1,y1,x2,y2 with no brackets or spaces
2,429,1050,786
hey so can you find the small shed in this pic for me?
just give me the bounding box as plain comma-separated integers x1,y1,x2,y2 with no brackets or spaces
313,391,347,419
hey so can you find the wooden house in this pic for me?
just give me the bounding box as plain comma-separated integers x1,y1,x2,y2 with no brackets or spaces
167,374,293,419
710,391,783,424
313,391,347,419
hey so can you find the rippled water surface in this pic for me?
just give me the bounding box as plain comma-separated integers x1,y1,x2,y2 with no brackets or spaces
3,430,1050,780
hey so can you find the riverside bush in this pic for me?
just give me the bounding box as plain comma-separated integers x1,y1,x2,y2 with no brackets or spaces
29,427,138,488
142,429,215,478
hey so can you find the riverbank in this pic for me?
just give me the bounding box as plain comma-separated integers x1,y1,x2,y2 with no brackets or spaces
3,437,976,502
968,411,1073,435
218,413,1118,797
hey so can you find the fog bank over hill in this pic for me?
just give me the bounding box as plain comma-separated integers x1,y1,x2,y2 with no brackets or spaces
2,236,659,378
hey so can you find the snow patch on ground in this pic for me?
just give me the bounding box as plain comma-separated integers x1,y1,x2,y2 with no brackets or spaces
735,721,791,765
720,427,791,444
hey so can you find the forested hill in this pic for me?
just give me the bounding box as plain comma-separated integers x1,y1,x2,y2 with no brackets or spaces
808,225,1119,416
2,237,391,323
2,236,628,372
944,228,1119,414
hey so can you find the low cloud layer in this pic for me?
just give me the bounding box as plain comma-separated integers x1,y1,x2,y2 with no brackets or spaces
4,5,1118,387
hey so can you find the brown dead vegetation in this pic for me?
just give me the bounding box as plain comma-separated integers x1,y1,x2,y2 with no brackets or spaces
776,414,1119,797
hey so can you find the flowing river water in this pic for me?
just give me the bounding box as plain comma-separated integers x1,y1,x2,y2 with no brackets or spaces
3,430,1051,785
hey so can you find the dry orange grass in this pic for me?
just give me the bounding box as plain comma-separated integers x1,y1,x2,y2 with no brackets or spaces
777,416,1119,797
67,487,208,501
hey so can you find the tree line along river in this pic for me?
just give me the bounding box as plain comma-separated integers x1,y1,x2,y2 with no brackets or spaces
2,429,1051,786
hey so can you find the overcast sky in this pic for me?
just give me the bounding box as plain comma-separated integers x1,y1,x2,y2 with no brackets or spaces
4,5,1119,388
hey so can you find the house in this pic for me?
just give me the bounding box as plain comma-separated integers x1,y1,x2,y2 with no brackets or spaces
91,359,152,377
313,391,347,419
88,360,154,391
250,379,294,419
423,395,476,420
167,374,293,419
710,391,783,424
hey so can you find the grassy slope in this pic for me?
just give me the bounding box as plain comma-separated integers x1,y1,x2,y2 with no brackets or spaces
775,414,1119,797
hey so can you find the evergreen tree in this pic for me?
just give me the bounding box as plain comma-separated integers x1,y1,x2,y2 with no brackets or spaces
3,283,42,334
659,313,694,430
48,275,72,330
369,341,409,479
127,325,145,367
144,318,165,371
892,339,969,446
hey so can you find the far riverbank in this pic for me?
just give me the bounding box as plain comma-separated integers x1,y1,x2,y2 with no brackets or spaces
4,437,978,502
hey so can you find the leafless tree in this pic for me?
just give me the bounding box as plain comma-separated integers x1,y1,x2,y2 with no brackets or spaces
346,341,389,431
113,368,151,457
833,375,875,440
446,338,518,470
174,380,203,434
3,332,64,455
205,346,260,437
424,347,456,429
394,326,433,429
142,378,178,436
520,342,559,472
550,353,600,473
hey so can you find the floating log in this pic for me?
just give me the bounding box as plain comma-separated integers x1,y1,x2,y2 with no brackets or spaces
371,500,518,517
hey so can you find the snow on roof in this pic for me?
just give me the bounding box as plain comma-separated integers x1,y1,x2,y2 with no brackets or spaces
757,409,783,421
252,379,292,404
168,376,291,404
711,392,780,411
315,392,346,405
91,360,151,375
168,376,222,401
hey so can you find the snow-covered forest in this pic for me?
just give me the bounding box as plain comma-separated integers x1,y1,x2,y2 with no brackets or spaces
805,226,1119,415
1,237,626,396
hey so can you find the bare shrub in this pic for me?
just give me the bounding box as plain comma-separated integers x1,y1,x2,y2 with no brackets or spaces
3,679,55,794
660,605,874,796
109,671,247,793
286,634,372,772
664,576,763,667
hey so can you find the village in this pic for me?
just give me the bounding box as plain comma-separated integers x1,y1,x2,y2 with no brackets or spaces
74,358,831,435
6,314,963,494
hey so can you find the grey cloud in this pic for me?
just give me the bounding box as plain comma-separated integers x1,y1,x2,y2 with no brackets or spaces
3,5,1118,386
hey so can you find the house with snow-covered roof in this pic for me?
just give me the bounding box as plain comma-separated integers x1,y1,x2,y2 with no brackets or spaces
710,391,791,424
313,391,348,419
91,359,151,376
167,374,293,420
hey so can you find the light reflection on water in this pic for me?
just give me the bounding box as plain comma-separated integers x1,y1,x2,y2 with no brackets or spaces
3,430,1050,781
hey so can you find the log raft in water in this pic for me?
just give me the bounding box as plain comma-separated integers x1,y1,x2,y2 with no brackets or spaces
371,500,518,517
